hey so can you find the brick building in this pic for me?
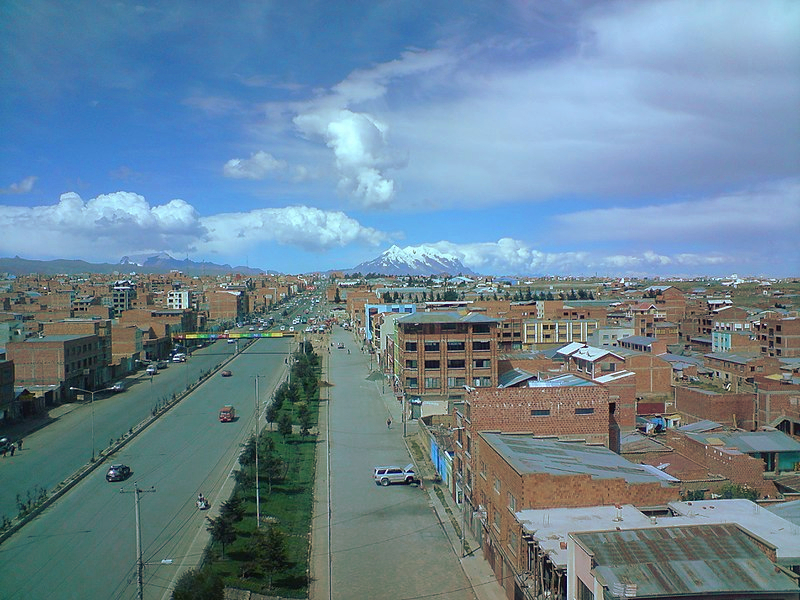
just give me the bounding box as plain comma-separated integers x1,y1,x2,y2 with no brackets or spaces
207,289,245,323
704,351,782,391
674,386,757,430
755,374,800,436
6,333,102,395
755,315,800,358
394,311,499,401
474,434,679,599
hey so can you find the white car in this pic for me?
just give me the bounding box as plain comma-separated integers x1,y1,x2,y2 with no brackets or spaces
146,365,158,375
373,464,417,486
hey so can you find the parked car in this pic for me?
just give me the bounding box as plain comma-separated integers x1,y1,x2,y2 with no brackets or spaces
221,370,232,377
156,360,168,369
373,464,417,486
172,354,186,363
106,464,131,482
145,365,158,375
110,381,126,393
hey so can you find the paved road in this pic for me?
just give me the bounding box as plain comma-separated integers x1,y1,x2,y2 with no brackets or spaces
0,337,290,600
312,328,479,600
0,340,241,524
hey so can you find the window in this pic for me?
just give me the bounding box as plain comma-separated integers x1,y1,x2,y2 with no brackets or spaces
447,359,465,369
474,359,491,369
473,377,492,387
474,324,491,334
424,359,440,369
531,409,550,417
508,493,517,512
447,340,465,352
480,461,487,479
508,530,518,555
473,340,491,351
405,359,417,369
424,341,440,352
575,407,594,415
424,377,441,389
493,509,501,531
447,376,466,388
406,377,418,389
405,341,417,351
494,476,501,494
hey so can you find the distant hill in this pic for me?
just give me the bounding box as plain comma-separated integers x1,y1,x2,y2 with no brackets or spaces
349,244,477,277
0,254,266,277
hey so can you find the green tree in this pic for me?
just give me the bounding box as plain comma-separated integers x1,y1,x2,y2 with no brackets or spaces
261,525,289,588
442,290,458,301
717,483,759,501
265,402,278,429
206,515,237,558
278,413,293,439
382,291,392,302
334,288,341,303
220,496,245,523
172,568,224,600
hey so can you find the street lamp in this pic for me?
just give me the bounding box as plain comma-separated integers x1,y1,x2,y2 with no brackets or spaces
70,386,113,461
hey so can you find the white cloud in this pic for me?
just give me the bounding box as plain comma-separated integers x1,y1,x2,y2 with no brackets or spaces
417,238,739,277
1,176,37,194
223,151,288,179
0,192,388,262
279,1,799,209
200,205,388,254
554,180,800,243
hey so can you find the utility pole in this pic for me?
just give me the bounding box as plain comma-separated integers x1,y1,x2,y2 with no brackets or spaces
121,483,156,600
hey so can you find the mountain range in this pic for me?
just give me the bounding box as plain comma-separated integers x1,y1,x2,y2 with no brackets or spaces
349,245,476,277
0,254,265,277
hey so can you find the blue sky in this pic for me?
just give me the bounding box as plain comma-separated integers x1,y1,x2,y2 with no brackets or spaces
1,0,798,277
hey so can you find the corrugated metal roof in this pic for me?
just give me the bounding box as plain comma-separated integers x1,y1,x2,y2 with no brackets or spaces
481,434,666,485
575,524,798,596
687,430,800,453
497,368,536,388
528,374,597,387
396,311,498,324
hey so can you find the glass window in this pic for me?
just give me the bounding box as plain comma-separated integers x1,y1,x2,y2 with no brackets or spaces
405,341,417,351
473,340,491,351
447,359,465,369
424,341,440,352
447,340,465,351
575,407,594,415
425,360,440,369
406,377,418,389
447,377,466,388
424,377,441,389
531,409,550,417
405,359,417,368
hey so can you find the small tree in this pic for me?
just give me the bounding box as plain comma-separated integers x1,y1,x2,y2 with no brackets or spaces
265,402,278,429
261,524,289,589
206,515,236,558
220,496,245,523
277,412,293,440
172,568,224,600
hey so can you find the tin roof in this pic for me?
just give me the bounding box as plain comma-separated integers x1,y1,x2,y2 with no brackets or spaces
481,434,667,485
575,523,798,596
686,429,800,453
396,311,498,324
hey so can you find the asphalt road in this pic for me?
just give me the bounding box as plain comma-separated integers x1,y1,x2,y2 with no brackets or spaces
0,337,290,600
0,340,241,523
316,328,477,600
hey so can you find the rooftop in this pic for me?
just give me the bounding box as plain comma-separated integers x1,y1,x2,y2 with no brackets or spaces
481,433,667,485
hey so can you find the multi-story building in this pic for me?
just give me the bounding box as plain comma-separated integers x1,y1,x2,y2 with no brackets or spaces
755,315,800,358
394,312,499,402
522,318,599,349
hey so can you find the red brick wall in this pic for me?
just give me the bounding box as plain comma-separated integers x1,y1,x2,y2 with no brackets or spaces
674,386,755,430
469,386,610,443
755,376,800,432
664,430,777,497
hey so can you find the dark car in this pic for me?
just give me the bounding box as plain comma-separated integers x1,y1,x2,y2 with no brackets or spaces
106,464,131,482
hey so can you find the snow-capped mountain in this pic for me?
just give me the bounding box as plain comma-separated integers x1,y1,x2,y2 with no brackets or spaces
350,244,476,276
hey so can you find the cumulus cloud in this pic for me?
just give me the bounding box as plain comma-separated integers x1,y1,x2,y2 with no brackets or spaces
414,239,738,277
0,192,387,262
223,151,288,179
1,176,37,194
200,205,388,254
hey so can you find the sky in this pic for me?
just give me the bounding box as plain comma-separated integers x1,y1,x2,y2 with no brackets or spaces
1,0,798,278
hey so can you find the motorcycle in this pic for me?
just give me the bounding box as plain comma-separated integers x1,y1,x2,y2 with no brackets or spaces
196,495,210,510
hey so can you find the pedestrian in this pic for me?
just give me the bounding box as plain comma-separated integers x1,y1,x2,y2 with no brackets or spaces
1,447,6,458
347,349,350,354
387,417,392,429
17,439,23,450
9,445,15,457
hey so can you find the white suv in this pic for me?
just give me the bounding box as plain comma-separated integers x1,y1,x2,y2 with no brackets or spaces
373,464,416,486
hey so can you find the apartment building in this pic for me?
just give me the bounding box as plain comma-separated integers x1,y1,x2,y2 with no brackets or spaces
394,312,499,402
756,315,800,358
522,318,599,349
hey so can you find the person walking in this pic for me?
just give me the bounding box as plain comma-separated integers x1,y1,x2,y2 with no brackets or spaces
387,417,392,429
17,439,23,451
9,445,15,457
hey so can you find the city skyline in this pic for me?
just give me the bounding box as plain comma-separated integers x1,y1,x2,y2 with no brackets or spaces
1,1,798,277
